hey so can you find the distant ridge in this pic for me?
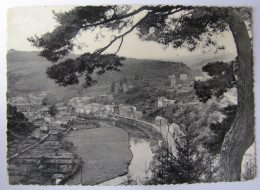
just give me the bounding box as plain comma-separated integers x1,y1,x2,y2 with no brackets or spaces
7,50,47,62
7,49,78,63
161,52,236,70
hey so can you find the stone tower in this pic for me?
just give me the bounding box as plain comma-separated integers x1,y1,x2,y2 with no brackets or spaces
169,74,177,87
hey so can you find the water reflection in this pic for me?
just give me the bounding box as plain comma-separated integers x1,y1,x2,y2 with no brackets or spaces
98,136,154,186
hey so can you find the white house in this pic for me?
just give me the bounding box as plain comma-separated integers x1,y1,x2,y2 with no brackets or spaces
180,74,188,81
158,97,175,107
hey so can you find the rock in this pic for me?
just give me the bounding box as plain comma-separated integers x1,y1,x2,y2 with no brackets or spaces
154,116,168,126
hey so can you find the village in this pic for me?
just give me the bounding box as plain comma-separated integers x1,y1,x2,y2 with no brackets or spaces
7,72,200,141
8,67,251,186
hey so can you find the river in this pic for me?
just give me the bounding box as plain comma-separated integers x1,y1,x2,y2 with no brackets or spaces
98,136,154,185
65,121,155,185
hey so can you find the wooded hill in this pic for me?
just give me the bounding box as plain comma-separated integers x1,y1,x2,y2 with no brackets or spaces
7,50,194,103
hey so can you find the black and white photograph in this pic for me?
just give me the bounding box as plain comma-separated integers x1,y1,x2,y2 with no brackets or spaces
1,1,259,189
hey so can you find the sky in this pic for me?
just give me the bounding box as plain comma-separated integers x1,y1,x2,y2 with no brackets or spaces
7,5,237,60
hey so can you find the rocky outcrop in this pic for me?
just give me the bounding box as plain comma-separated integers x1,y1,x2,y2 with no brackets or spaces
154,116,168,127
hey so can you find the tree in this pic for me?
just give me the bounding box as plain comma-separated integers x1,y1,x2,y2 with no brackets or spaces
49,104,58,118
28,5,254,181
194,61,236,103
42,97,48,106
7,104,35,141
48,104,58,125
149,126,212,184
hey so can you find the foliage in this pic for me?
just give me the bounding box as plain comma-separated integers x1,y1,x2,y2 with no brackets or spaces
7,104,35,141
7,104,28,121
148,141,177,184
46,54,125,87
149,126,217,184
192,61,238,155
194,61,236,102
170,97,237,155
48,104,59,118
42,97,48,106
143,106,176,123
61,140,76,152
56,131,64,141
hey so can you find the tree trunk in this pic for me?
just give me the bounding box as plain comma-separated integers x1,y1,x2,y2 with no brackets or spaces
220,12,255,181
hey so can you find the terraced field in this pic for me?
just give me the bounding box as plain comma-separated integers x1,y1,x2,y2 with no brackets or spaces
7,134,80,185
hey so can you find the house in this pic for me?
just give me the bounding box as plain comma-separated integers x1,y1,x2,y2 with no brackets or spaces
169,74,177,87
158,97,175,107
39,91,49,99
58,106,71,116
40,125,49,132
68,96,93,109
54,120,68,126
27,94,42,106
194,76,204,81
83,103,103,114
180,74,188,82
155,116,168,126
134,111,143,120
9,96,27,105
119,104,136,118
194,72,212,82
16,104,31,112
31,128,42,139
40,107,49,117
104,105,114,114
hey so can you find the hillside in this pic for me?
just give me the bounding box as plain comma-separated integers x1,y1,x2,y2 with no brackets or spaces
7,49,47,63
7,50,82,103
91,58,194,87
190,53,236,71
162,52,236,71
7,50,193,103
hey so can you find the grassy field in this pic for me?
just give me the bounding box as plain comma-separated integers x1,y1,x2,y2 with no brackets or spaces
64,124,132,185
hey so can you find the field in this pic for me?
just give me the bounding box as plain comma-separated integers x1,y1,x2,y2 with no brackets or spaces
64,124,132,185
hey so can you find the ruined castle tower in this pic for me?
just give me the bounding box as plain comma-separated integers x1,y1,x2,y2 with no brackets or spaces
169,74,177,87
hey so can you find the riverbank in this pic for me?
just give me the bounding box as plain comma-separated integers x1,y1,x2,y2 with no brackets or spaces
64,122,133,185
